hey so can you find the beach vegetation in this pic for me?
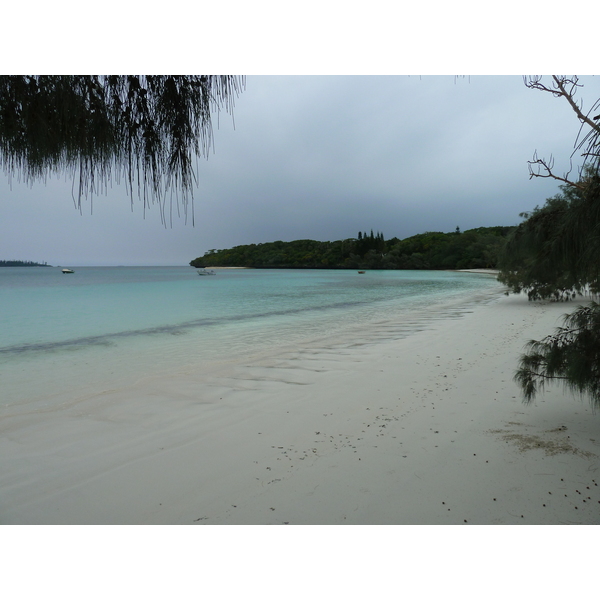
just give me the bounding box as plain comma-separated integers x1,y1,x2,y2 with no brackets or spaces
499,76,600,406
0,76,245,224
515,302,600,408
497,169,600,301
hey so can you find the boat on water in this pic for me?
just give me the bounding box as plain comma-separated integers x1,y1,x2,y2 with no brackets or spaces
197,268,216,276
358,271,365,274
61,268,75,274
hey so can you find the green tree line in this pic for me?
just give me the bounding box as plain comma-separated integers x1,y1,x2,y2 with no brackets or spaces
0,260,51,267
190,226,513,270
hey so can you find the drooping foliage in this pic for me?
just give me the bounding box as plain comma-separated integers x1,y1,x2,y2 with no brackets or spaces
507,175,600,405
0,75,245,222
497,169,600,300
515,302,600,407
502,76,600,406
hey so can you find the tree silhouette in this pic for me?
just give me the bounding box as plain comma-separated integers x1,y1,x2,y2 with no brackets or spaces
0,75,245,224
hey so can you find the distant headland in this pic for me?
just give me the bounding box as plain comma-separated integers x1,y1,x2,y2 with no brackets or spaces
190,226,514,270
0,260,52,267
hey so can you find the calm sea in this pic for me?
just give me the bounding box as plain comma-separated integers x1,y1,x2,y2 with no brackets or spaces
0,267,503,412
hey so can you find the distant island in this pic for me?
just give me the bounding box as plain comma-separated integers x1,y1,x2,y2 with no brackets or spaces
190,227,514,270
0,260,52,267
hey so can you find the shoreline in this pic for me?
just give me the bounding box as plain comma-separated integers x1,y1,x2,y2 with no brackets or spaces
201,267,501,272
1,292,599,524
456,268,499,275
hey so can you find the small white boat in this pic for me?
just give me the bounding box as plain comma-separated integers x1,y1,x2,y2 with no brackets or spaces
197,268,216,276
61,268,75,274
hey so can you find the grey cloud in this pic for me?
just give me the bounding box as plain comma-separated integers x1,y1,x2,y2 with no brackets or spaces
1,75,598,265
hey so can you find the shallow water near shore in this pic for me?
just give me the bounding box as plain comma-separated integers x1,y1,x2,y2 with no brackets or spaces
0,267,503,413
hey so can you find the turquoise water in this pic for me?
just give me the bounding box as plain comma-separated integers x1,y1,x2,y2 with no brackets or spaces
0,267,503,410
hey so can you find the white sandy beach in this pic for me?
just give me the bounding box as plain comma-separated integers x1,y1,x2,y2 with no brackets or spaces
1,292,599,525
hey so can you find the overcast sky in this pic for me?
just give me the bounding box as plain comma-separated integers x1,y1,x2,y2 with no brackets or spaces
1,75,599,266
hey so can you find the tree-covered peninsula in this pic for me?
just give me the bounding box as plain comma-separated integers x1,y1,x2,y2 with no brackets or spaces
0,260,51,267
190,227,513,270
